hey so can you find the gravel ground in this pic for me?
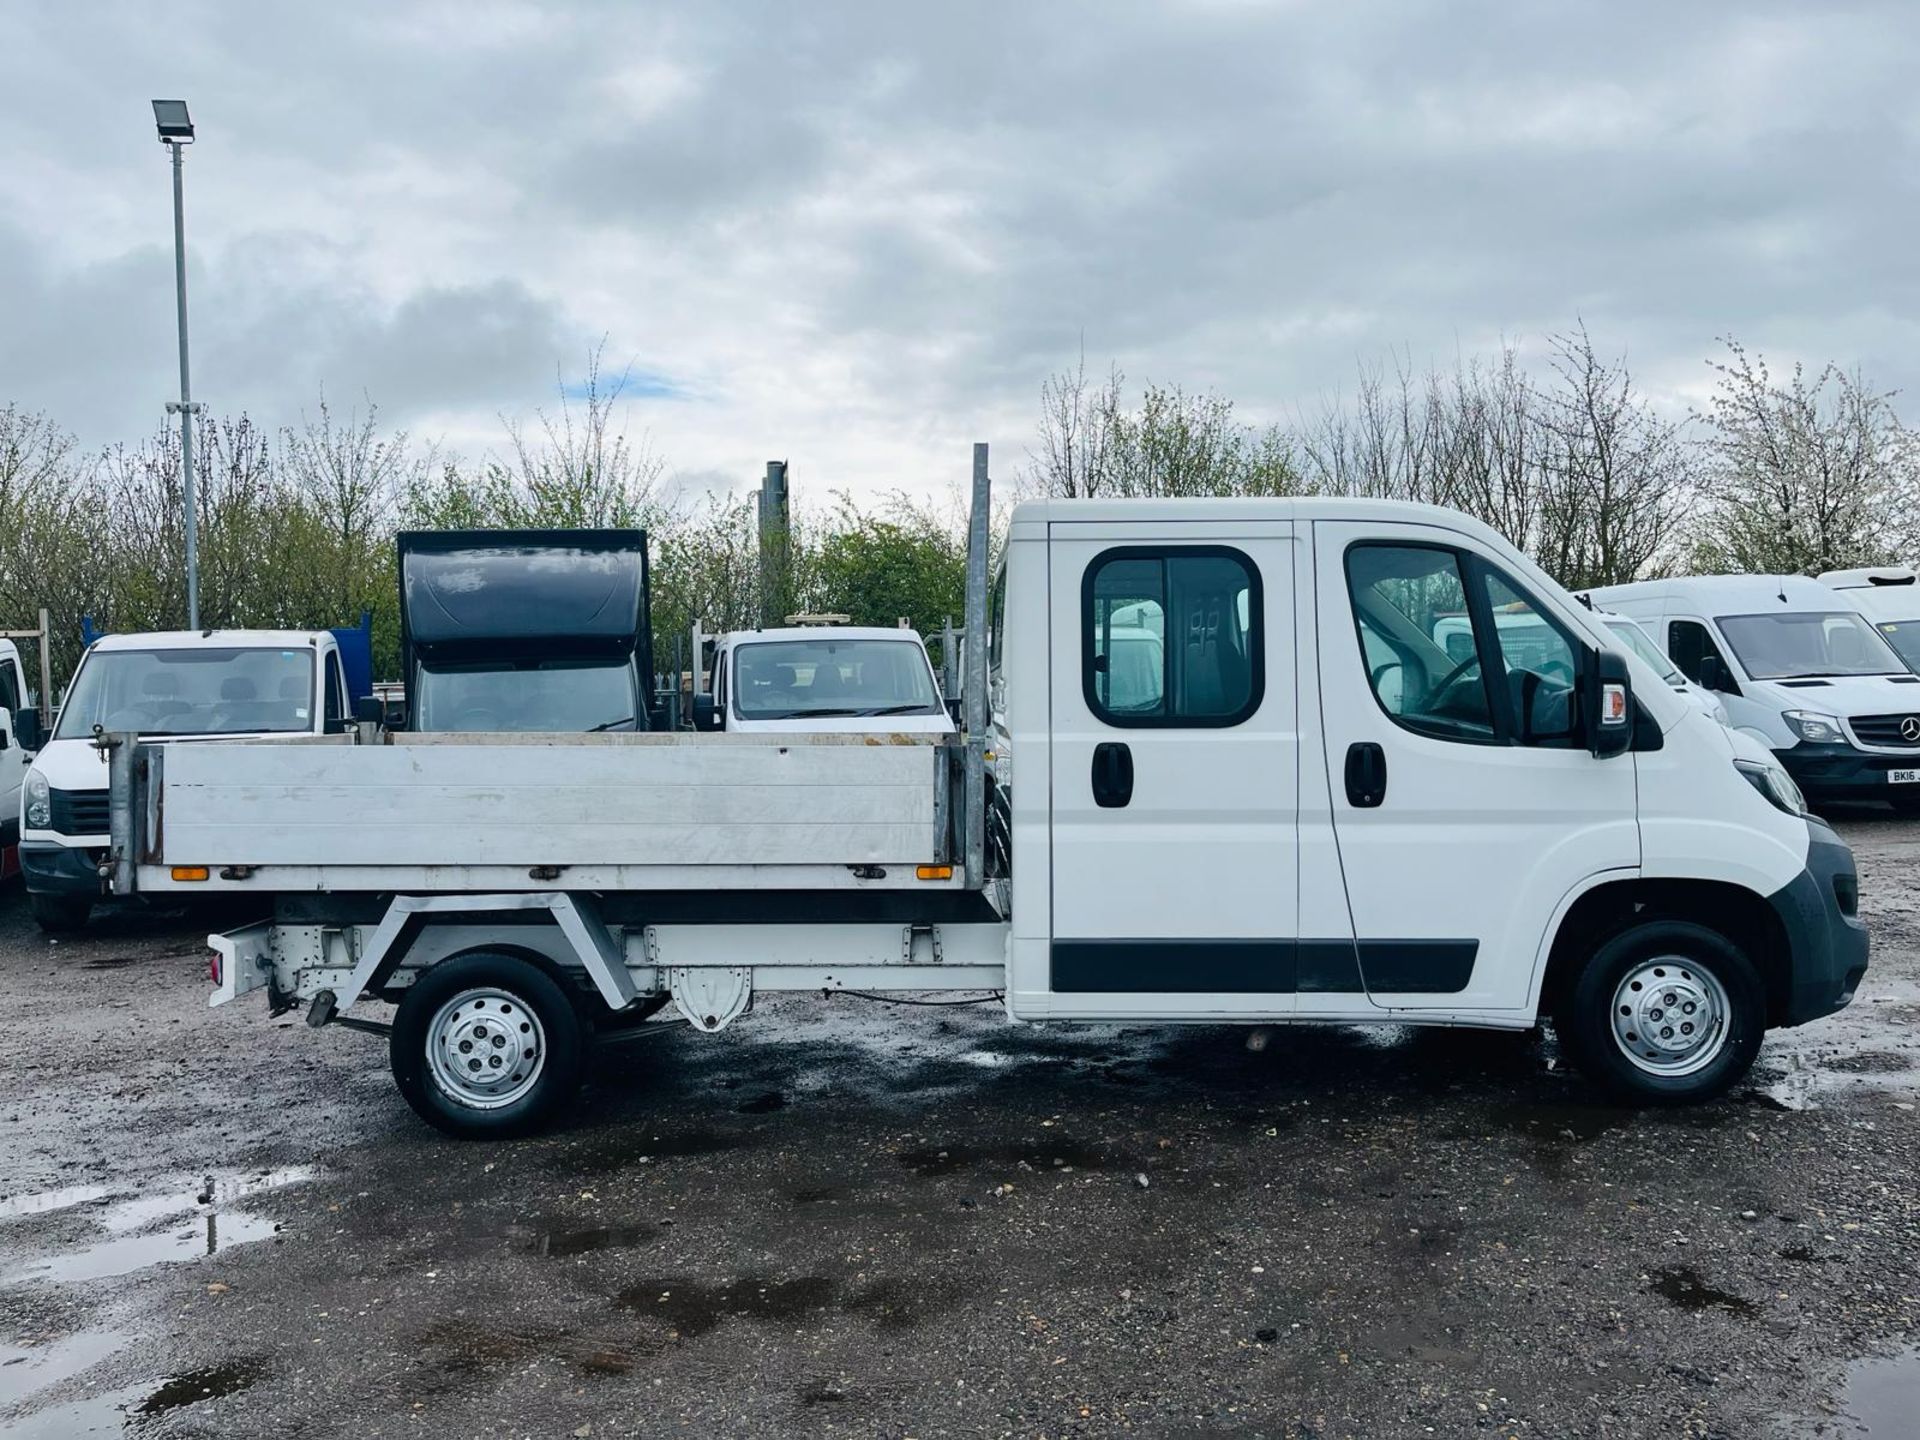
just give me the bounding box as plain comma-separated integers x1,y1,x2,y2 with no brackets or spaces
0,816,1915,1439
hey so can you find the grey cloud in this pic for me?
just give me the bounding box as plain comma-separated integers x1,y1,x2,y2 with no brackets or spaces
4,0,1920,486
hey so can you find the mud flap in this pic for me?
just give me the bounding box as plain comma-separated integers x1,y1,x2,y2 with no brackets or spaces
209,922,274,1008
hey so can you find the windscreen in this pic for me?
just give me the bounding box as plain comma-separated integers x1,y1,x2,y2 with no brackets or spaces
1876,620,1920,672
55,647,315,739
1717,611,1906,680
414,658,638,732
1605,618,1683,683
732,638,941,720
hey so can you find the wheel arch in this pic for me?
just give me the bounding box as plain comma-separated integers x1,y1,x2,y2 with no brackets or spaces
1537,877,1791,1026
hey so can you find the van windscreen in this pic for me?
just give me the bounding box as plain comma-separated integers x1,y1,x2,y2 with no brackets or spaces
1717,612,1906,680
55,647,316,739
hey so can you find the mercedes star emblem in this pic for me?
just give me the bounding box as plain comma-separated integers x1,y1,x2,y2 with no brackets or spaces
1901,715,1920,743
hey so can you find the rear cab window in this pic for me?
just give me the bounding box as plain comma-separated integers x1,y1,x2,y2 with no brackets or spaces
1083,548,1262,726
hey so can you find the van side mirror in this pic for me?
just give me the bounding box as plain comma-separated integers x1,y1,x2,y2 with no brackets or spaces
1697,653,1738,696
692,693,721,731
354,696,385,725
11,708,39,753
1587,648,1633,759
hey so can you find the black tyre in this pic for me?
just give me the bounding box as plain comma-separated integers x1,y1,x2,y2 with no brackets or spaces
1554,920,1765,1106
390,952,584,1139
29,891,92,934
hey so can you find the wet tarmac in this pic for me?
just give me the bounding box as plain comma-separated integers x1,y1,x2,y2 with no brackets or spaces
0,814,1914,1436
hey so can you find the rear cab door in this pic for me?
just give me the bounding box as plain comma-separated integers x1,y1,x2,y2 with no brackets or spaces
1043,518,1300,1017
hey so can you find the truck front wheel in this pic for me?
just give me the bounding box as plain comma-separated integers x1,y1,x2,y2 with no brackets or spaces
391,952,584,1139
29,892,92,934
1554,921,1765,1106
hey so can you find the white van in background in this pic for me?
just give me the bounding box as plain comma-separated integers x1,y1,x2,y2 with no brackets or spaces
20,630,353,931
1819,565,1920,672
695,626,954,735
1588,575,1920,811
0,639,36,877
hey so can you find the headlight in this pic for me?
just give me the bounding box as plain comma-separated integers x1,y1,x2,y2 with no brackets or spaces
1782,710,1846,745
23,771,49,829
1736,759,1808,817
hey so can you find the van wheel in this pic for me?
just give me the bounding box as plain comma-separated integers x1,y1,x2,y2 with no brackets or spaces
1554,921,1764,1106
29,892,92,933
391,953,584,1139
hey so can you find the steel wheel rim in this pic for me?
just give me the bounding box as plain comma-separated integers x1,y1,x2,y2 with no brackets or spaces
425,987,546,1110
1609,957,1730,1077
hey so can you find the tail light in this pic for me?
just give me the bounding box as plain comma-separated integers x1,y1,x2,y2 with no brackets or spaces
209,950,222,986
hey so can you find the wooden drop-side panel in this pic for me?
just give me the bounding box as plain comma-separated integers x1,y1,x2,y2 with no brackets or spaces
148,737,941,868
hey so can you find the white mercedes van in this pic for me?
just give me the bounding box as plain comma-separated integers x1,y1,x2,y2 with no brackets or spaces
1588,575,1920,810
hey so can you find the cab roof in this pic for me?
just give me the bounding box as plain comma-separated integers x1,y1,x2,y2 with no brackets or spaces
720,626,930,648
1586,574,1867,615
89,629,331,653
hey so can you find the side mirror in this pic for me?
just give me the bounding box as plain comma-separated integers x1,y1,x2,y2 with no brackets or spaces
1697,653,1738,696
12,707,40,753
1588,648,1633,758
354,696,385,725
692,693,721,731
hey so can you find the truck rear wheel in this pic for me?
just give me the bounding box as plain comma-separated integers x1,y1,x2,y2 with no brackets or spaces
391,952,584,1139
29,892,92,934
1554,920,1765,1106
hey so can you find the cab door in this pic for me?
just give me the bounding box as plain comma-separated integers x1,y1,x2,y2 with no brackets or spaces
0,652,28,853
1046,521,1299,1017
1313,520,1639,1012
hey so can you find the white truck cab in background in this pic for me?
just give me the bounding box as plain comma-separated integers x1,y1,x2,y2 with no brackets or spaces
1819,565,1920,672
20,629,352,931
695,625,954,735
1588,575,1920,811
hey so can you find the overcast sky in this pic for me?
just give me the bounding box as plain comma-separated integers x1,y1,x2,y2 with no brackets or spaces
4,0,1918,501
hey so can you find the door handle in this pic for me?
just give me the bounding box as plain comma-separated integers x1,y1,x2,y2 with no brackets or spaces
1092,741,1134,808
1344,741,1386,808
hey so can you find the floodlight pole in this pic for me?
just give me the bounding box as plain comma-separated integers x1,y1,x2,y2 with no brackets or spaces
164,137,201,630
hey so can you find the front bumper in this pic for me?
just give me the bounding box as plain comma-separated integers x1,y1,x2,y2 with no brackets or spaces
20,841,104,897
1766,817,1870,1026
1776,741,1920,801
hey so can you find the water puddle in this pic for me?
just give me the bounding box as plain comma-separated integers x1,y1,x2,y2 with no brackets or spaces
1835,1345,1920,1436
1646,1265,1756,1316
526,1223,656,1258
136,1356,267,1416
0,1166,317,1288
612,1276,835,1337
0,1332,130,1411
0,1382,147,1437
0,1185,113,1220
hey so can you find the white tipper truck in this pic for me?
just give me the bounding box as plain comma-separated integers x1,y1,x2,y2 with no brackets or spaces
96,447,1868,1138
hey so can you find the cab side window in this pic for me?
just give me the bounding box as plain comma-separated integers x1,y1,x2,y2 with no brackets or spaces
0,661,20,718
325,658,345,723
1083,547,1262,726
1667,620,1732,690
1346,544,1581,747
1479,570,1578,746
1346,544,1496,742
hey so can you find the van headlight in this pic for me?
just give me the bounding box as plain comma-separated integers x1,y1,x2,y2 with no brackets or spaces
24,771,49,829
1736,759,1808,817
1782,710,1846,745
